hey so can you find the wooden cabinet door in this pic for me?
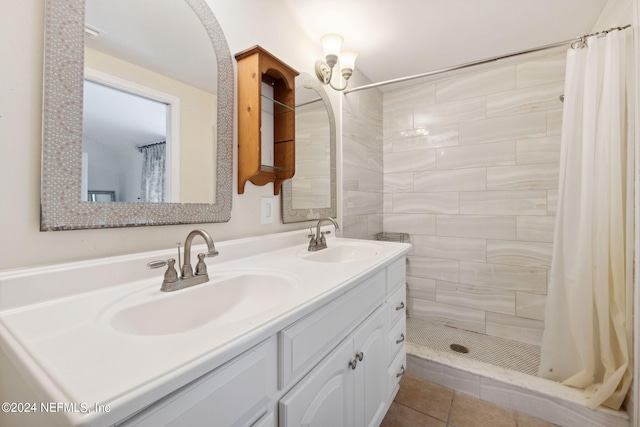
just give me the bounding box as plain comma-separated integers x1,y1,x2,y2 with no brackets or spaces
279,338,354,427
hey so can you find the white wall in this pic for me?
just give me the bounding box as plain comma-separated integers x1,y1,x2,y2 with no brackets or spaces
0,0,329,271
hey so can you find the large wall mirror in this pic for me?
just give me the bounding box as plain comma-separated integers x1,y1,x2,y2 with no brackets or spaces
281,72,336,223
41,0,233,230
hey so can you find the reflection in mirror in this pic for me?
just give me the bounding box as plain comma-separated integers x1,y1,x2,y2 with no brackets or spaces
41,0,233,230
281,73,336,223
84,0,215,204
82,78,171,203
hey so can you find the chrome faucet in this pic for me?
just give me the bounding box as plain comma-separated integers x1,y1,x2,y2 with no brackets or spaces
308,217,340,251
147,229,219,291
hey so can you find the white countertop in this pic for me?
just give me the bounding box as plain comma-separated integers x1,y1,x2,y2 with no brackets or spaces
0,229,410,426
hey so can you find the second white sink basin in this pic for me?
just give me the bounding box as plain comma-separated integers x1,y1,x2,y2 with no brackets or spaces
107,272,295,336
303,242,382,263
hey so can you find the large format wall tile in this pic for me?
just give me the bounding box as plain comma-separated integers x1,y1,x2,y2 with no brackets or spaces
515,53,566,88
436,141,516,169
407,276,437,301
485,312,544,346
459,191,547,215
459,261,547,294
486,240,553,268
486,164,559,191
459,112,547,145
391,124,459,151
436,67,515,103
385,149,436,173
408,256,459,282
392,192,459,214
436,215,516,240
414,97,486,129
516,292,547,321
516,216,555,242
412,299,486,333
436,281,516,316
414,168,486,192
384,213,436,235
384,172,414,193
515,136,561,165
412,235,486,262
486,81,565,117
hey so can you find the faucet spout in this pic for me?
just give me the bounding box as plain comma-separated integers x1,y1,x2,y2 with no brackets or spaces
315,217,340,240
308,217,340,251
182,229,218,279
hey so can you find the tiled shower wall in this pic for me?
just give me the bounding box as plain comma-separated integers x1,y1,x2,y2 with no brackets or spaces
342,70,385,239
382,52,566,346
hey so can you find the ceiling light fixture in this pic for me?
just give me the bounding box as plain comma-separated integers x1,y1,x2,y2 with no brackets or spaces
315,34,358,92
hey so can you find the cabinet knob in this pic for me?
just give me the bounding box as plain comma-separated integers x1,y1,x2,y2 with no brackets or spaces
396,364,405,378
396,333,405,344
395,302,405,311
348,352,364,370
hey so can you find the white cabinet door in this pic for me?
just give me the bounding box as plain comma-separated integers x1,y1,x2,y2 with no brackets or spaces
279,337,354,427
354,306,388,427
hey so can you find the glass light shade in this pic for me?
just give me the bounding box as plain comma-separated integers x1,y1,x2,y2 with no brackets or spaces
320,34,343,66
339,49,358,71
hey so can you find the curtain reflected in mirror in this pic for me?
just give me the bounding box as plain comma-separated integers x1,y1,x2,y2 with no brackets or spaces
138,142,166,202
281,73,336,223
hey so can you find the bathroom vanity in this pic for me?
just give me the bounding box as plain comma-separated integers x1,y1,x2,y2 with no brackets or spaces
0,229,410,426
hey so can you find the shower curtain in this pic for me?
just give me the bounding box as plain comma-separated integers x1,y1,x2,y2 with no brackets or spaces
138,142,167,203
538,27,634,410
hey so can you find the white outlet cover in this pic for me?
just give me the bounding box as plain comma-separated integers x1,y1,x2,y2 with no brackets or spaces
261,197,274,224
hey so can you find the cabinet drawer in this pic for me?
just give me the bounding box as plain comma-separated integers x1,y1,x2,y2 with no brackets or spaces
386,257,406,294
279,270,386,389
387,350,406,400
387,284,406,327
121,338,277,427
388,315,406,363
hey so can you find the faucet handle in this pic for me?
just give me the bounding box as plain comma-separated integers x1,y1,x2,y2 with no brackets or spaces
195,253,208,276
148,259,179,284
147,260,169,269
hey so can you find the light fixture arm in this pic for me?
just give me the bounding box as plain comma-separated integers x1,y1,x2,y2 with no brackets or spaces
315,60,353,92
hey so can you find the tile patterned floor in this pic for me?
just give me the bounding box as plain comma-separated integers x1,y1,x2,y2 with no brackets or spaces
381,374,559,427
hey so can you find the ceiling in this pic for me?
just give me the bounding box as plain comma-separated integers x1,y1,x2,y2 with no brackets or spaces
282,0,610,88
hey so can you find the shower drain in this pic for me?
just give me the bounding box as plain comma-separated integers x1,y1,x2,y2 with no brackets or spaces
450,343,469,354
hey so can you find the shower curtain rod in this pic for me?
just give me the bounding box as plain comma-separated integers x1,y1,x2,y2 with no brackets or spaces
343,24,631,94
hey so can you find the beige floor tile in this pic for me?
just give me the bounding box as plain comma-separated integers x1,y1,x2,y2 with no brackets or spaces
394,375,453,421
380,402,446,427
448,392,517,427
516,412,558,427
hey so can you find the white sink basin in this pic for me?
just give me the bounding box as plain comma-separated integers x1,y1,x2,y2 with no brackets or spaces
108,272,295,335
303,242,382,263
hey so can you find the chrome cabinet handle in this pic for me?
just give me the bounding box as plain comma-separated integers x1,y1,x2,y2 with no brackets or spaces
396,333,405,344
356,351,364,362
396,364,405,378
395,302,405,311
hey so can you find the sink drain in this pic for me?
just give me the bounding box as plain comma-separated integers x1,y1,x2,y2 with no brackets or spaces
450,343,469,354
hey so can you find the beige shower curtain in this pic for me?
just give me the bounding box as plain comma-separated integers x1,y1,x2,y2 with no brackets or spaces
537,27,634,410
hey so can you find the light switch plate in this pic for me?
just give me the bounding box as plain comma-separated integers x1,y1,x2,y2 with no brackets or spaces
261,196,274,224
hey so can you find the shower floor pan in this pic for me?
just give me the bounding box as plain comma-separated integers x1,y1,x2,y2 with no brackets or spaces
406,317,540,376
405,317,629,427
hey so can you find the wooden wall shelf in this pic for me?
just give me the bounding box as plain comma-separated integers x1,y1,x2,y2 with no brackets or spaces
235,46,299,195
